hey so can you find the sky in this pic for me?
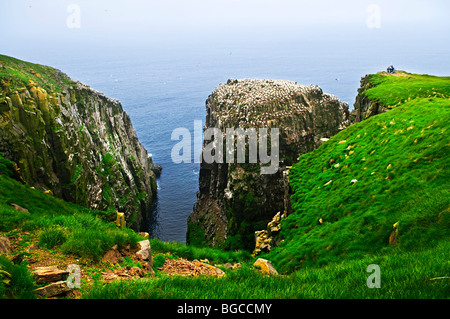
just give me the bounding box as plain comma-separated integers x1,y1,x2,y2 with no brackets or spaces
1,0,449,45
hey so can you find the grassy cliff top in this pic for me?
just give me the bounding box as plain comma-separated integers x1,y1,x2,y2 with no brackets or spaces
269,71,450,273
0,54,74,95
362,70,450,107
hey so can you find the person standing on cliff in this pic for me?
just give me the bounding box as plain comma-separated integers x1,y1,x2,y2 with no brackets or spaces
387,65,395,73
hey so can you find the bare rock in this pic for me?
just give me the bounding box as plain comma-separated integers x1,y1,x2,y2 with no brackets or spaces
136,239,151,261
33,266,69,283
253,258,278,276
102,247,122,264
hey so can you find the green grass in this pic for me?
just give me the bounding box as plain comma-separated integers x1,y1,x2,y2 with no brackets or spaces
0,156,143,261
81,241,449,299
150,239,252,265
0,54,74,94
267,72,450,273
0,255,36,299
363,71,450,107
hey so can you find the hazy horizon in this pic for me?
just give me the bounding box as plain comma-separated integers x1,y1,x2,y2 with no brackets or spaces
1,0,449,48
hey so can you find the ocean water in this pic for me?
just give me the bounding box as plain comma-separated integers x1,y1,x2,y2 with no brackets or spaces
4,28,449,243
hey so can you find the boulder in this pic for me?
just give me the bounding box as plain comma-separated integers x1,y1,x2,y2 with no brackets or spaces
253,258,278,276
9,203,29,213
152,164,162,177
0,236,12,255
33,266,69,283
135,240,151,261
129,266,144,277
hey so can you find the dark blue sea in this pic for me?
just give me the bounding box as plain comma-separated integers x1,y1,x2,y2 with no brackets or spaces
3,28,449,243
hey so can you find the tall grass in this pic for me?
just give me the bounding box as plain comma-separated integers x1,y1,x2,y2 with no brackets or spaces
0,256,36,299
0,166,143,261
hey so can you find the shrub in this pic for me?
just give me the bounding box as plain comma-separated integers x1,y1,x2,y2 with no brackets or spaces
152,254,166,271
38,226,67,249
0,256,36,299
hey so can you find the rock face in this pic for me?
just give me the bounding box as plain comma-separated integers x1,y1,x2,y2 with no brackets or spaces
253,211,286,256
352,74,390,122
187,79,350,249
0,55,158,230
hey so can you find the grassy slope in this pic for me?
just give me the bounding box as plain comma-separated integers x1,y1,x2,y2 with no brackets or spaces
0,160,143,261
0,54,73,94
268,72,450,274
364,71,450,107
0,158,252,298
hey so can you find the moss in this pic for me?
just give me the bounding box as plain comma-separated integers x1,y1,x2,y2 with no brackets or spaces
71,164,83,184
187,221,208,247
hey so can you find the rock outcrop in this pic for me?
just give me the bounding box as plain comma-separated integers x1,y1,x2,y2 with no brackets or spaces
351,74,390,122
253,211,286,256
187,79,350,249
0,55,158,230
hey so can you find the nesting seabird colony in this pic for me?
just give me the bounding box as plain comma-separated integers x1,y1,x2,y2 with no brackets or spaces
208,79,346,129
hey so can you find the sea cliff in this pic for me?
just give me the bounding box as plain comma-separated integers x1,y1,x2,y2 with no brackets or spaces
0,55,159,230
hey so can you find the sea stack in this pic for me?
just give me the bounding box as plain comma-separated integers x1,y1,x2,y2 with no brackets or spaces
187,78,350,249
